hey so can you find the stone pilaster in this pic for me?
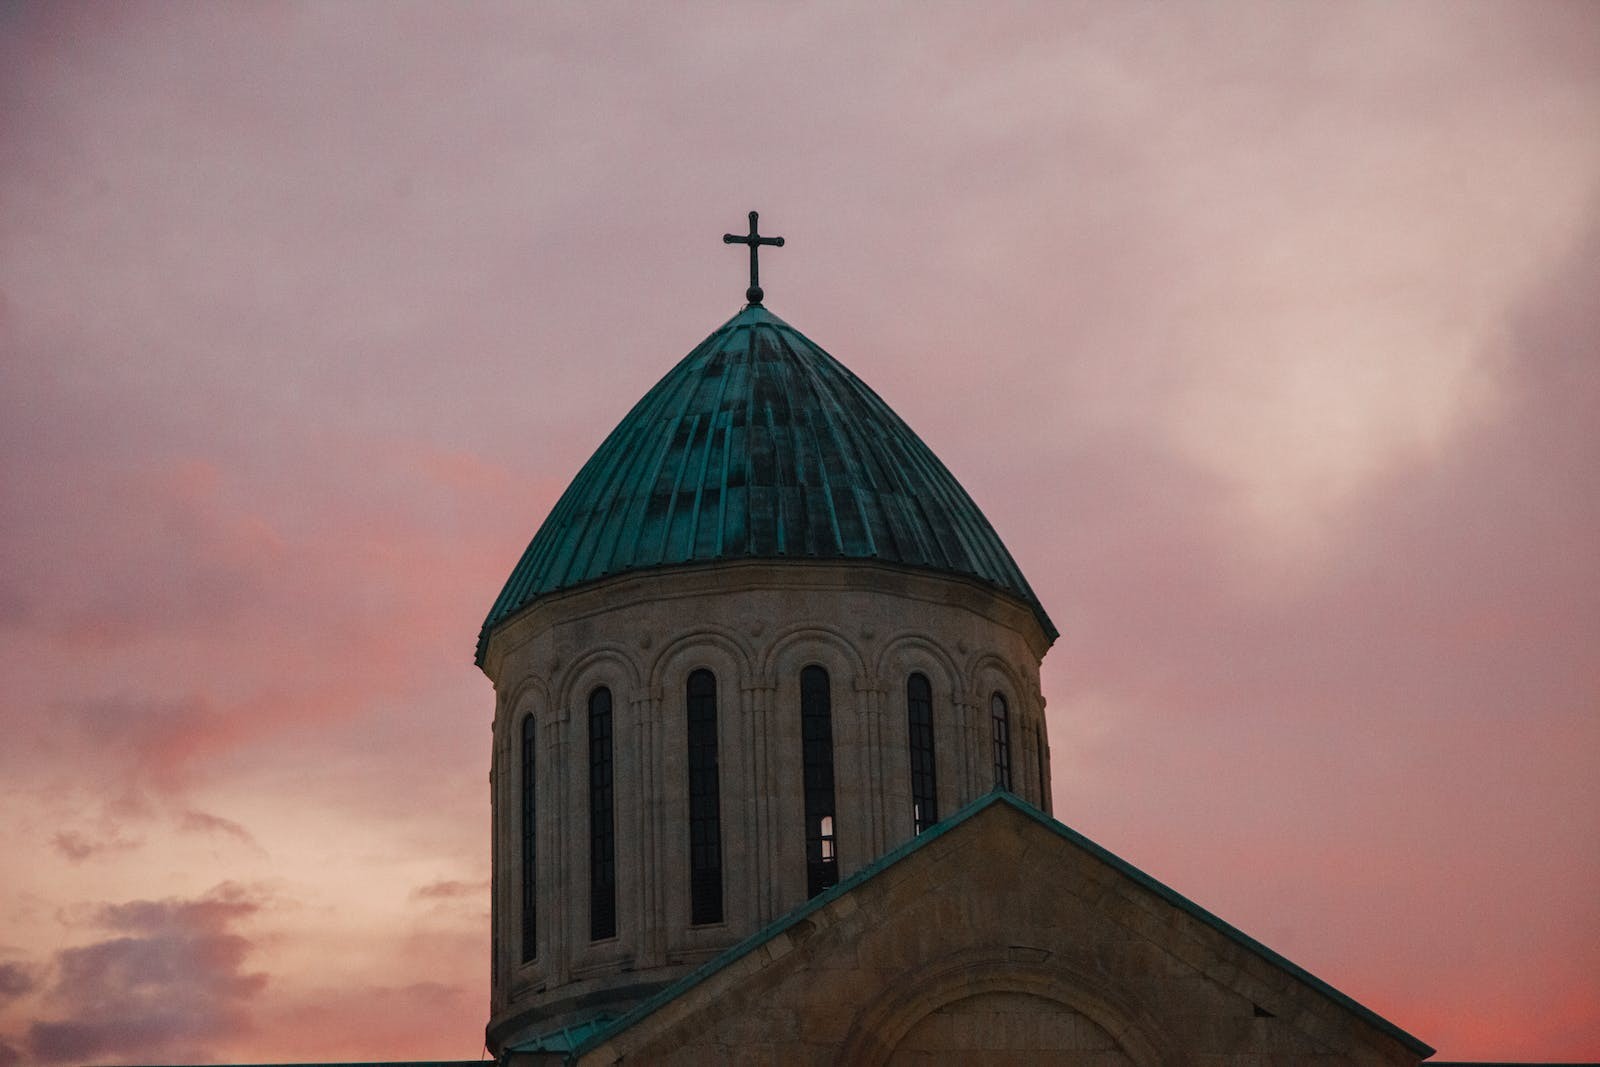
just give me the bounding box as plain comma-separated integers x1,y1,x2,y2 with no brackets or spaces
635,685,665,967
743,680,778,922
547,695,571,986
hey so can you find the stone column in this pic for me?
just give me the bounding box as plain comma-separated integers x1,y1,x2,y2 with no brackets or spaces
743,680,777,922
856,677,886,858
547,693,571,985
635,685,665,967
955,695,980,810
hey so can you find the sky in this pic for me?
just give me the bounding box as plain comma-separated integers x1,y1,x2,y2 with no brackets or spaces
0,2,1597,1063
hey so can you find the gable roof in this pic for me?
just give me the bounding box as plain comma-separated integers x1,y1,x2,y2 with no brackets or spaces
477,304,1056,665
560,790,1434,1061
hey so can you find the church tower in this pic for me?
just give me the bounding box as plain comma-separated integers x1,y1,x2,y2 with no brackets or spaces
477,215,1057,1054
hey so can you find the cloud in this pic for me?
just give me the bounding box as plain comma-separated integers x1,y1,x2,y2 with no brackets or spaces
1042,211,1600,1056
0,962,38,1001
58,693,242,808
177,809,259,849
24,883,268,1065
49,830,140,864
411,879,489,902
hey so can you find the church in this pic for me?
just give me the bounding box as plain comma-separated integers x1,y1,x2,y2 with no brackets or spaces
462,213,1478,1066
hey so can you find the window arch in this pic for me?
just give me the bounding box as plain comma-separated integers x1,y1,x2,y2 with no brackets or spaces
801,665,838,898
519,714,536,961
907,673,938,833
686,669,723,925
991,692,1012,791
588,687,616,941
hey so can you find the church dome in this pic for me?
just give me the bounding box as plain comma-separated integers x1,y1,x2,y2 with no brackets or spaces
477,304,1055,663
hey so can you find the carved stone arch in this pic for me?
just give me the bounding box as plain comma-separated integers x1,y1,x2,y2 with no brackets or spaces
838,952,1175,1067
651,624,758,940
875,632,965,831
647,624,757,692
758,622,867,686
500,674,551,760
970,650,1037,805
874,632,961,697
496,680,549,877
759,623,869,900
556,644,644,712
965,650,1029,711
502,672,551,724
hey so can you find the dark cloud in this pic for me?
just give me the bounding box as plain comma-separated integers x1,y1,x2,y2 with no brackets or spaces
25,884,267,1065
0,962,38,1000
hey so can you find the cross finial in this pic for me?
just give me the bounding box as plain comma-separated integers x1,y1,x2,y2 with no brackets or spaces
723,210,784,305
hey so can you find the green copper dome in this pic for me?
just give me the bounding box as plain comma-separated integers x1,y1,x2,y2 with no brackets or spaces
477,305,1055,664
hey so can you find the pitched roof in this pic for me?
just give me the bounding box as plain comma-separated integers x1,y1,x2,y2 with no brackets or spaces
563,791,1434,1061
477,305,1055,665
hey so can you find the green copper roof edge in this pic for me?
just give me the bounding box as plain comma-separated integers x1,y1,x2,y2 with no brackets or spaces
505,1013,618,1054
566,791,1434,1062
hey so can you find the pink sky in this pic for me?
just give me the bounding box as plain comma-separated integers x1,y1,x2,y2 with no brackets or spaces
1,3,1597,1063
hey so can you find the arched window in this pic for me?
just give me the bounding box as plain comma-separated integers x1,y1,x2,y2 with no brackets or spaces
588,687,616,941
1035,721,1049,809
520,715,536,961
801,665,838,898
991,692,1012,791
907,673,938,833
686,669,723,925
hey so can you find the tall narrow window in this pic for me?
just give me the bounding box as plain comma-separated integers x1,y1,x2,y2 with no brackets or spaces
520,715,536,961
992,692,1012,790
801,665,838,898
907,673,938,833
588,687,616,941
686,669,723,925
1035,722,1049,808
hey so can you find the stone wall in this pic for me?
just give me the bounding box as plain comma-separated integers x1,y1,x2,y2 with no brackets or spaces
575,800,1425,1066
482,560,1054,1050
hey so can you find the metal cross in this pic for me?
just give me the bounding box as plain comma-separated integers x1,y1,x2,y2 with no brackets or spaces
723,210,784,305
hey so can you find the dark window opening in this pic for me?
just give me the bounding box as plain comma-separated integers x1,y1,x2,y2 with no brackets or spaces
992,692,1012,791
801,665,838,898
1035,722,1049,808
907,673,938,833
687,669,723,925
588,687,616,941
520,715,536,961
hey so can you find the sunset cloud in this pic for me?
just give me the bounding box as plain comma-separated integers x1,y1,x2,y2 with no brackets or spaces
16,884,267,1065
412,879,491,902
51,831,141,864
0,964,39,1003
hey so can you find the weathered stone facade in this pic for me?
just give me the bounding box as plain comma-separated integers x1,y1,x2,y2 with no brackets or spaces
563,798,1430,1066
483,559,1054,1049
